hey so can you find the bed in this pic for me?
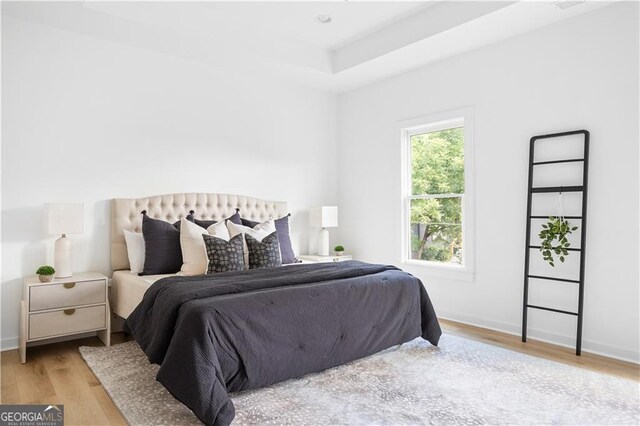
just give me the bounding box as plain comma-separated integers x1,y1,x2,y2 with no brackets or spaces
111,193,442,426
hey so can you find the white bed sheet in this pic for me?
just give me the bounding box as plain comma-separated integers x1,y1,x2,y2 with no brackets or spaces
112,270,177,319
112,263,307,319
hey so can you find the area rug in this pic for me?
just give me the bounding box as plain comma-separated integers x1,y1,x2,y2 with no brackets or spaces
79,334,639,425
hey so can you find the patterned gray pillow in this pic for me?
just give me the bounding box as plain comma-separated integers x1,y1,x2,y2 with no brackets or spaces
203,234,246,274
246,232,282,269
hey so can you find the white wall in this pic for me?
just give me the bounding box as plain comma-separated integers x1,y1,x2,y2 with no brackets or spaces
337,3,639,362
1,16,338,349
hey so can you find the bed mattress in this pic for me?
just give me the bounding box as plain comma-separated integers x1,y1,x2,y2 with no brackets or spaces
112,270,177,318
112,264,305,319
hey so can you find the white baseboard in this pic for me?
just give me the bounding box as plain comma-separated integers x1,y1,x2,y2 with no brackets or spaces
1,337,18,351
438,310,640,364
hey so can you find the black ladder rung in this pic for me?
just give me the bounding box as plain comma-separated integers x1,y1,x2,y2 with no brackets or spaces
530,215,582,219
531,185,584,193
531,129,589,140
528,245,581,252
527,304,578,316
532,158,584,166
527,274,580,284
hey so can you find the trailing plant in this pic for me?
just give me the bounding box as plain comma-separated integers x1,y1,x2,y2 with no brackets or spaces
538,217,578,267
36,265,55,275
334,245,344,252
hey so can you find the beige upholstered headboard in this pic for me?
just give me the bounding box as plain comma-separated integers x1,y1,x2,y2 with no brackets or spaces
111,193,288,271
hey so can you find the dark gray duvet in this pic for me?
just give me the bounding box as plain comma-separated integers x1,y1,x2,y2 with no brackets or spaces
124,261,441,426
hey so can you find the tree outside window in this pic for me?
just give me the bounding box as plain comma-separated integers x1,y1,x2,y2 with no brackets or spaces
409,127,464,264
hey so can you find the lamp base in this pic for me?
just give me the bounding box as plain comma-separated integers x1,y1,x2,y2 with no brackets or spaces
318,228,330,256
54,235,72,278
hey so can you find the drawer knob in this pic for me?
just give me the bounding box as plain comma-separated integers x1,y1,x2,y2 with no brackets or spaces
63,283,76,289
63,309,76,315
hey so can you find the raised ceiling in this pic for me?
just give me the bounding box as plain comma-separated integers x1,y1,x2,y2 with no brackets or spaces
84,1,433,50
3,1,616,93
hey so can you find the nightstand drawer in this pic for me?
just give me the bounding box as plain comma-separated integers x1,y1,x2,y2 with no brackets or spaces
30,279,105,311
29,305,106,340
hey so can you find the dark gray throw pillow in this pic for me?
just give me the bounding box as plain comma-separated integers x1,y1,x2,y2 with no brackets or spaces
226,211,242,225
141,211,182,275
203,233,245,273
245,232,282,269
240,217,260,227
241,215,296,264
171,217,191,230
186,210,241,229
186,210,216,229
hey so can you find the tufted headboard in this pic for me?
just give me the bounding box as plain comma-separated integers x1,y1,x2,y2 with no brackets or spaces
111,193,288,271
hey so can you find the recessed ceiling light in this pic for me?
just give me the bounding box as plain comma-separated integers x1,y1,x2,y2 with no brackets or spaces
554,0,586,10
316,15,332,24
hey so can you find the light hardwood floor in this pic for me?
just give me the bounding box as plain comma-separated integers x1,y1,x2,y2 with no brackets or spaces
440,319,639,381
1,333,130,425
1,320,637,425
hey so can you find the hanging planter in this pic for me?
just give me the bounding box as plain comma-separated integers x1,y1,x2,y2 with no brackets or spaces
539,216,578,267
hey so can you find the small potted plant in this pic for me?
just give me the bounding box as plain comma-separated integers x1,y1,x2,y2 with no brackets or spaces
36,265,55,282
334,245,345,256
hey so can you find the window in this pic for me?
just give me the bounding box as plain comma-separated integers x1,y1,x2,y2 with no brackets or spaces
401,108,474,273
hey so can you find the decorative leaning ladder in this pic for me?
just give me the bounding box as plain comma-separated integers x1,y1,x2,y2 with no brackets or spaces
522,129,590,355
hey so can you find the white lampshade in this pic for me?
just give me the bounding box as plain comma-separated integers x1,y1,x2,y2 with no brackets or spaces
45,203,84,235
310,206,338,228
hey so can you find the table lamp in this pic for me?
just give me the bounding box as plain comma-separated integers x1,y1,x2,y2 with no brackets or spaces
310,206,338,256
45,203,84,278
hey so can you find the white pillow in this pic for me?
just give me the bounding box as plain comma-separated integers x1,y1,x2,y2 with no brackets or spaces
123,229,145,274
227,220,276,268
207,221,230,240
180,218,230,276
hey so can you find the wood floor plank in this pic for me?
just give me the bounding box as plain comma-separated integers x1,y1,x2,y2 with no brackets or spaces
1,350,18,387
47,366,112,425
13,354,56,402
0,351,19,403
0,383,20,404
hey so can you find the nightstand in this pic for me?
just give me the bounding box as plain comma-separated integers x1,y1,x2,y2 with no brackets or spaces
19,272,110,363
298,254,353,263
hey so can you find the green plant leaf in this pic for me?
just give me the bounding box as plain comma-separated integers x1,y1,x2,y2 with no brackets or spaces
538,217,576,267
36,265,55,275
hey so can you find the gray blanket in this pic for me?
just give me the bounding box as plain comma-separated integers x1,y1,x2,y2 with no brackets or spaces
124,261,441,426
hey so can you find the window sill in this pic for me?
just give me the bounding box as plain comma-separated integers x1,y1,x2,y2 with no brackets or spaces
400,260,475,282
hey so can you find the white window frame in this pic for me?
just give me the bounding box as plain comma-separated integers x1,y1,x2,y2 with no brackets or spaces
399,107,475,281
